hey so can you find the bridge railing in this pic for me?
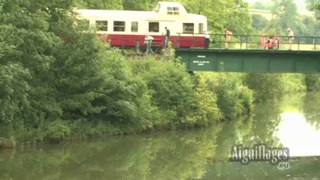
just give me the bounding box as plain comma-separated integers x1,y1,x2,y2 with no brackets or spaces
195,34,320,51
101,34,320,51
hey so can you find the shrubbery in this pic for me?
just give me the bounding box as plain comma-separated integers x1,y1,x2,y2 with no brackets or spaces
305,74,320,91
45,121,71,143
205,73,254,120
1,0,313,145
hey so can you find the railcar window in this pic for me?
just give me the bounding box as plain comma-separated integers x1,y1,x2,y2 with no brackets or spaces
149,22,159,32
167,7,179,15
96,20,108,31
183,23,194,34
131,21,138,32
114,21,125,32
198,23,204,34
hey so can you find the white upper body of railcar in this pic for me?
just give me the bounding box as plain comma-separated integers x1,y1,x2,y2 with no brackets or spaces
75,2,208,36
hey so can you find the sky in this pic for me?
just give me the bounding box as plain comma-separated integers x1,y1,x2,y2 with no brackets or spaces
244,0,309,14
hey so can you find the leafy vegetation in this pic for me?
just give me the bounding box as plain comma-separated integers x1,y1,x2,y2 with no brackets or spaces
250,0,320,36
0,0,318,145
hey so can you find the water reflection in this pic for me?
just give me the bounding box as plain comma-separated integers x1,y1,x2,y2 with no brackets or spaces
303,92,320,129
0,93,320,179
278,112,320,157
276,92,320,157
204,93,320,179
0,128,219,180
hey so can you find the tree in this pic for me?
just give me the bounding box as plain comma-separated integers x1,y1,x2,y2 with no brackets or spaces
306,0,320,18
181,0,253,35
0,0,66,140
252,1,272,10
306,0,320,35
270,0,299,32
251,14,269,33
122,0,157,10
74,0,123,9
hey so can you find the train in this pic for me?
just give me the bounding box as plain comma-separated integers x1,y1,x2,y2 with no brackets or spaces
74,2,208,48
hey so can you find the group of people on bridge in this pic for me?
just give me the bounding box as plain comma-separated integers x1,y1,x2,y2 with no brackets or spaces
144,27,171,54
260,28,294,50
205,28,295,50
145,27,295,53
260,35,281,50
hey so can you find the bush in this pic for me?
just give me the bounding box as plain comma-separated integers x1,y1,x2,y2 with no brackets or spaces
206,73,254,120
45,121,71,143
245,73,286,103
305,74,320,91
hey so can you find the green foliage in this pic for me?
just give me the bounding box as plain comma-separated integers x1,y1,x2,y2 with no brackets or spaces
0,128,219,179
246,73,307,103
122,0,157,10
186,75,222,126
303,92,320,129
251,1,272,10
305,74,320,91
246,73,286,103
74,0,123,9
249,0,319,36
93,49,160,132
181,0,253,35
53,28,108,121
282,74,306,92
261,0,299,34
131,58,197,127
251,14,269,32
0,64,30,128
45,121,71,143
306,0,320,19
0,0,281,143
206,73,254,120
129,58,222,128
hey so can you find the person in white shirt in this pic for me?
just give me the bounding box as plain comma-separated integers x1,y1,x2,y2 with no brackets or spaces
287,28,294,50
144,34,154,54
224,29,232,49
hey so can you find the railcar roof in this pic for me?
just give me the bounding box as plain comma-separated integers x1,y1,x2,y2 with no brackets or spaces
75,9,157,19
75,10,206,21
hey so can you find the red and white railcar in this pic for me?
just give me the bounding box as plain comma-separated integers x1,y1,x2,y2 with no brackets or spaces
75,2,207,48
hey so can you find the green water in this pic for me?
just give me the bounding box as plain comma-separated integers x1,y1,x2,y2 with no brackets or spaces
1,93,320,180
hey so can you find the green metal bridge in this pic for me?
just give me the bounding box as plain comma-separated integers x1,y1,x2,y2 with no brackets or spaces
174,34,320,73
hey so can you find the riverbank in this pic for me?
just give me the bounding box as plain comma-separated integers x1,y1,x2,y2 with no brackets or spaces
1,51,315,148
1,91,320,179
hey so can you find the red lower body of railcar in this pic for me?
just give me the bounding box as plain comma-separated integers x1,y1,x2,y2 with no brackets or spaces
98,34,205,48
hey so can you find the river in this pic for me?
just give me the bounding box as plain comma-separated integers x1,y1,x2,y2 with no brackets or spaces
1,93,320,179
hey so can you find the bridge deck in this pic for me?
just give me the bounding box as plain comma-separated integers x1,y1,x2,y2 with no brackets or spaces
173,34,320,73
175,48,320,73
109,33,320,73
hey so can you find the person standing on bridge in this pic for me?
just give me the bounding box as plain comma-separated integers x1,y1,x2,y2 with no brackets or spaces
275,35,281,50
287,28,294,50
224,29,232,49
204,30,210,49
260,34,267,49
267,36,275,49
165,27,170,48
144,34,154,54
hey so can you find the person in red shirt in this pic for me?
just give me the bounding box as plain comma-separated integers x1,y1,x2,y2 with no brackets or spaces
267,36,274,49
275,36,280,50
260,34,267,49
